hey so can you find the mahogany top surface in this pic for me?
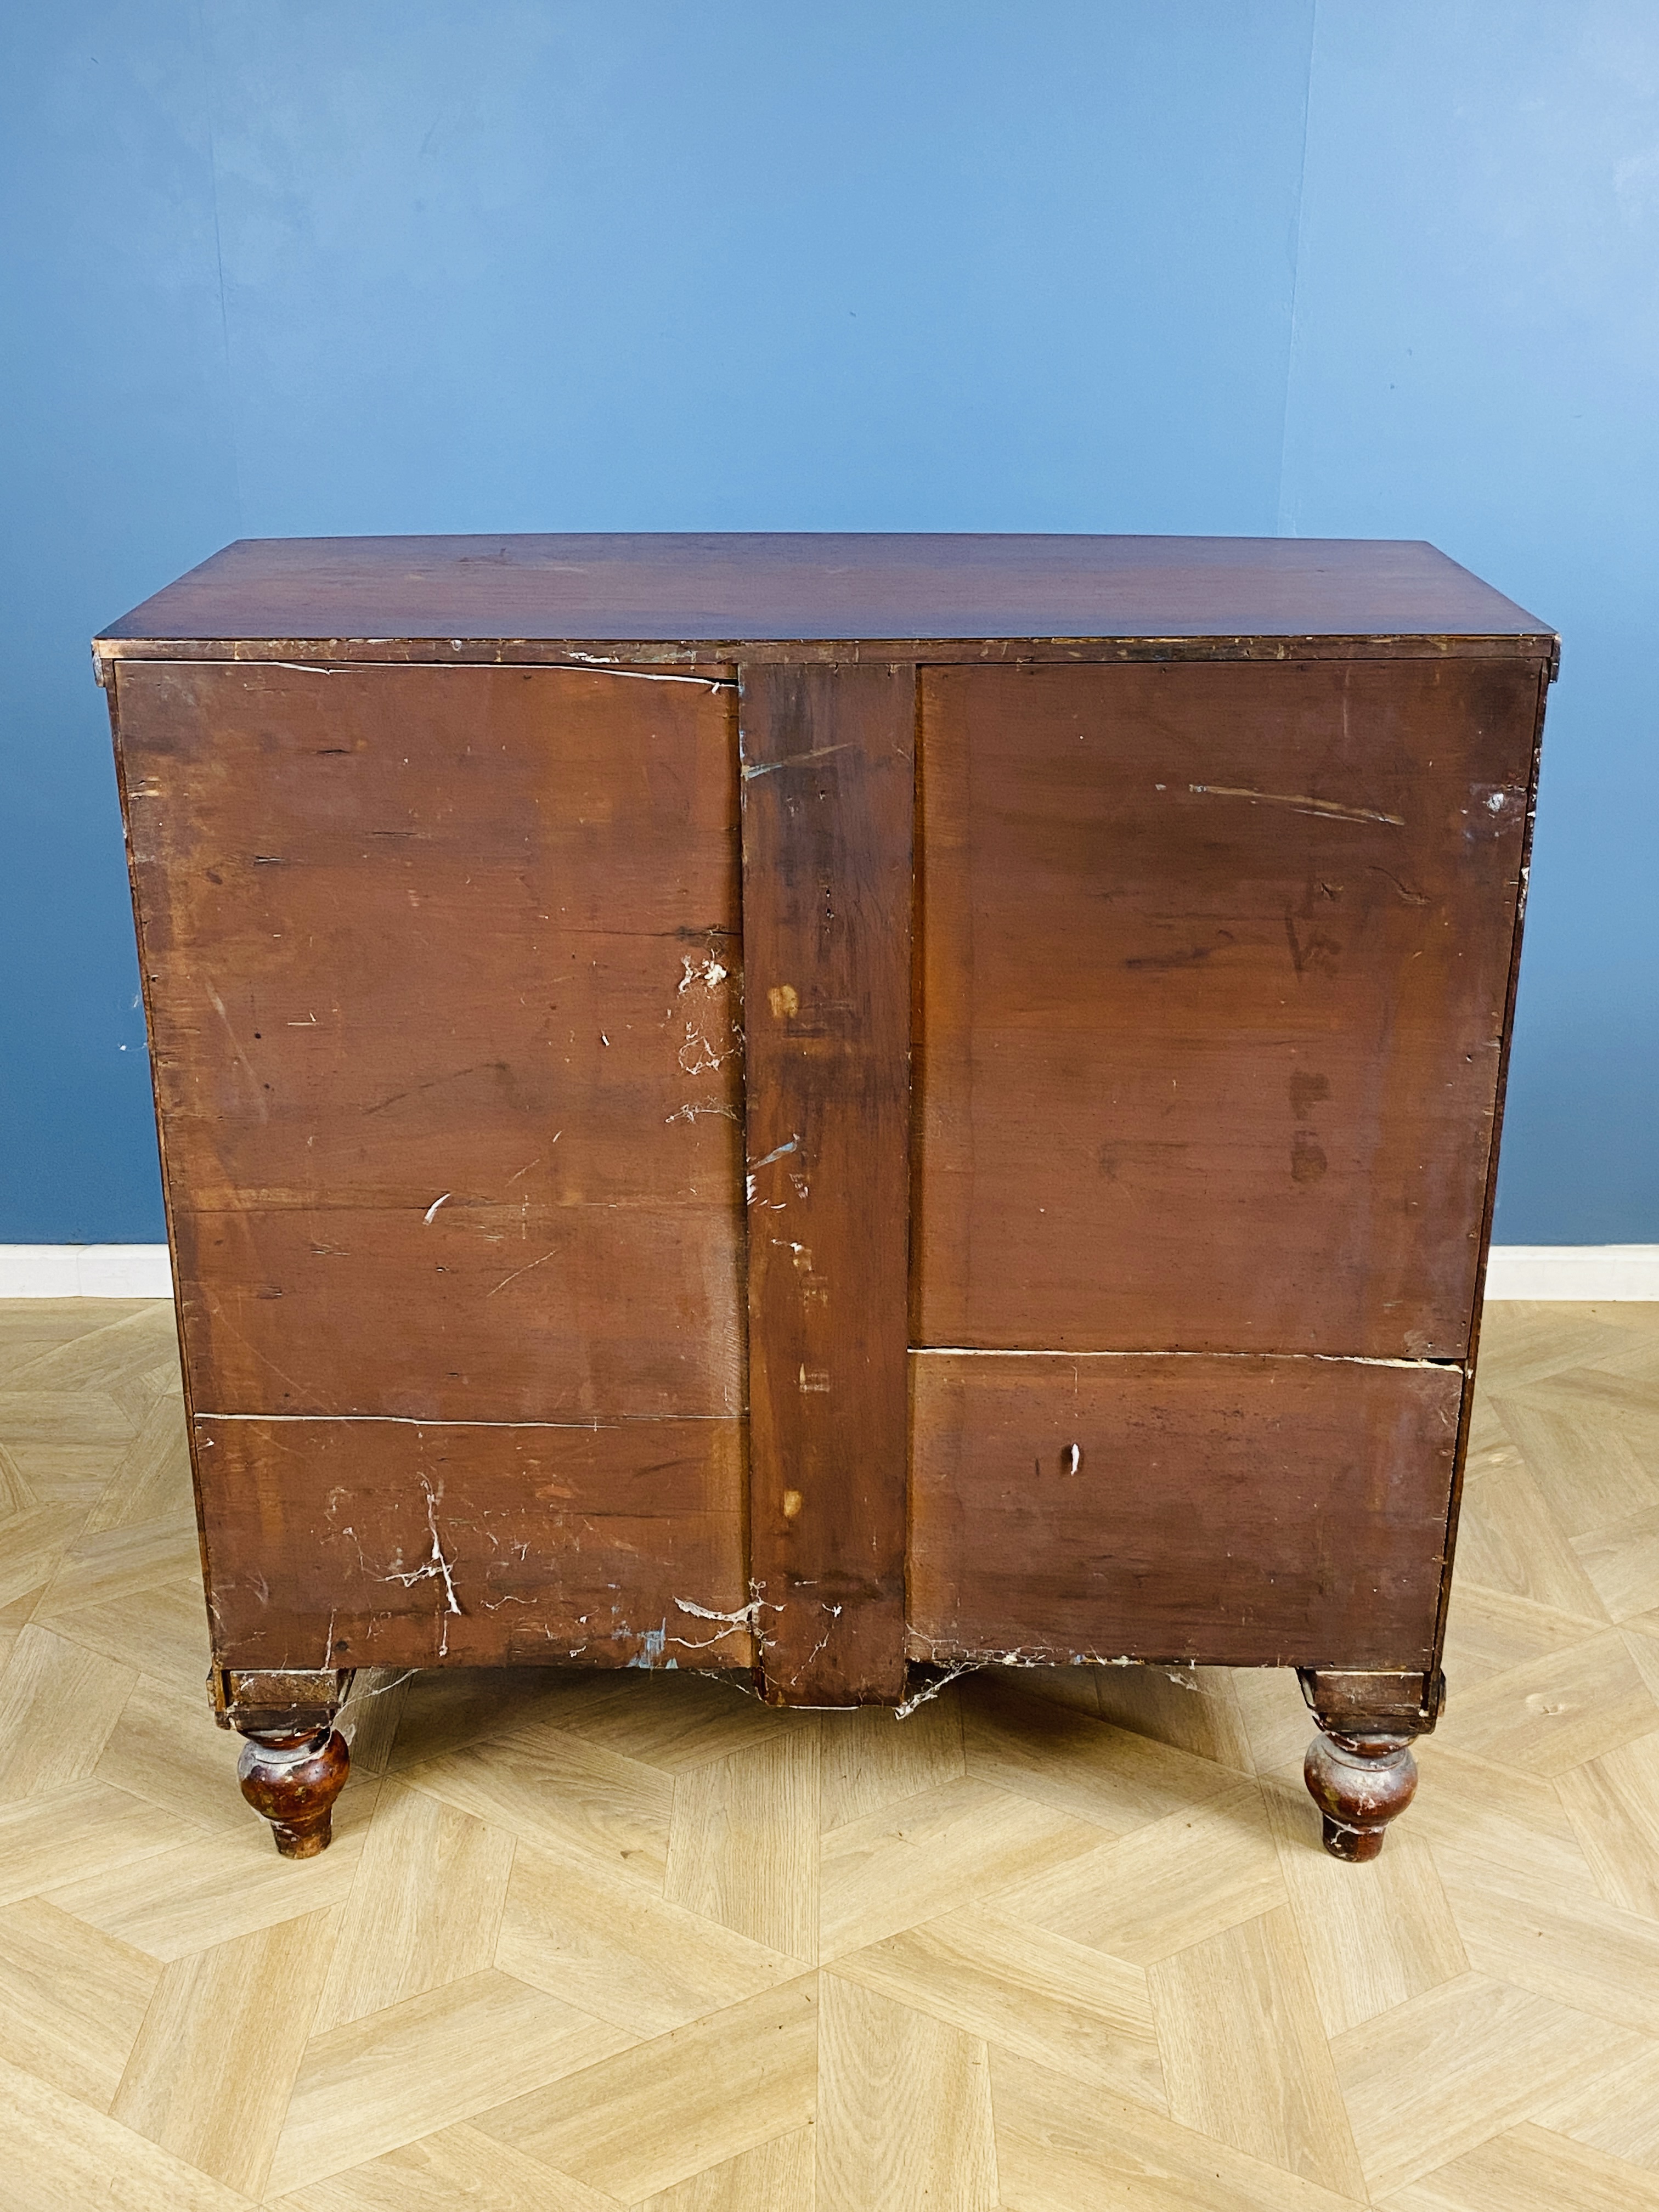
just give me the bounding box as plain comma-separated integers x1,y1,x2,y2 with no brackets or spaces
98,533,1552,654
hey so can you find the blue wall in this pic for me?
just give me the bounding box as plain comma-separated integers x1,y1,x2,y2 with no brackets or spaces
3,2,1654,1242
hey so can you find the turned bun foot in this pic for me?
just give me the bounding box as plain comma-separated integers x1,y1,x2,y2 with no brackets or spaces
1296,1667,1440,1863
237,1727,351,1858
1304,1730,1418,1861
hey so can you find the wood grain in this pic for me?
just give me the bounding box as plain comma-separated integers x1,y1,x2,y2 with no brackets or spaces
992,1781,1284,1967
112,1906,340,2196
830,1899,1166,2108
0,1624,136,1802
402,1731,673,1884
664,1728,821,1963
41,1789,375,1960
990,2045,1359,2212
311,1781,514,2031
13,1300,1659,2212
192,1414,749,1672
1558,1731,1659,1915
472,1977,819,2203
0,2049,254,2212
1433,1629,1659,1775
816,1972,997,2212
818,1775,1101,1961
1092,1660,1255,1771
490,1665,816,1775
1533,2040,1659,2174
1262,1776,1468,2035
1409,1740,1597,1890
97,532,1554,661
275,2119,620,2212
958,1670,1240,1836
1330,1968,1638,2198
818,1699,964,1832
0,1895,160,2111
641,2125,815,2212
1437,1845,1659,2035
115,659,744,1427
0,1781,198,1912
739,662,913,1703
913,656,1543,1359
1149,1903,1366,2197
909,1351,1464,1667
35,1514,200,1620
105,541,1555,1722
498,1836,802,2037
1453,1457,1611,1619
268,1970,634,2197
1386,2121,1659,2212
81,1389,192,1534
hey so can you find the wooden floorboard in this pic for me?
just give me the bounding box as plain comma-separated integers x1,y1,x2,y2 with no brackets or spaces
0,1297,1657,2207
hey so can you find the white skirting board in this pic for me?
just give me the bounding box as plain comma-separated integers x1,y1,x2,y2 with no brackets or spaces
0,1243,1656,1301
1482,1246,1659,1300
0,1246,177,1297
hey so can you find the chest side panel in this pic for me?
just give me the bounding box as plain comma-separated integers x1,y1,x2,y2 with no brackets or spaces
913,656,1542,1359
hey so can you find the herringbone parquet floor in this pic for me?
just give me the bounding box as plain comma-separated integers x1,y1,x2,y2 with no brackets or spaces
3,1297,1659,2209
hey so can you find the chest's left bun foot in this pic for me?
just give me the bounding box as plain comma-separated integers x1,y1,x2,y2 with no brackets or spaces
236,1728,351,1858
209,1665,357,1855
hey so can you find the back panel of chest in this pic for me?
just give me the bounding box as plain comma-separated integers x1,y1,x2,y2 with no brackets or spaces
116,659,751,1669
912,656,1542,1362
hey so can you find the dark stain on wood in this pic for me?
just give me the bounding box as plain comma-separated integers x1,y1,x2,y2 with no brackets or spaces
739,663,915,1703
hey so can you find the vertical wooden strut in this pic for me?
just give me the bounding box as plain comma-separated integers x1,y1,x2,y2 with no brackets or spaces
739,663,915,1703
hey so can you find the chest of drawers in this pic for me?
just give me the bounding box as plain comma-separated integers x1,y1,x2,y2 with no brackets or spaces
97,533,1553,1860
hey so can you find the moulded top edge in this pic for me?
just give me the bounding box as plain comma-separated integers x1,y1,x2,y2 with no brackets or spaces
92,632,1559,671
93,533,1555,653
